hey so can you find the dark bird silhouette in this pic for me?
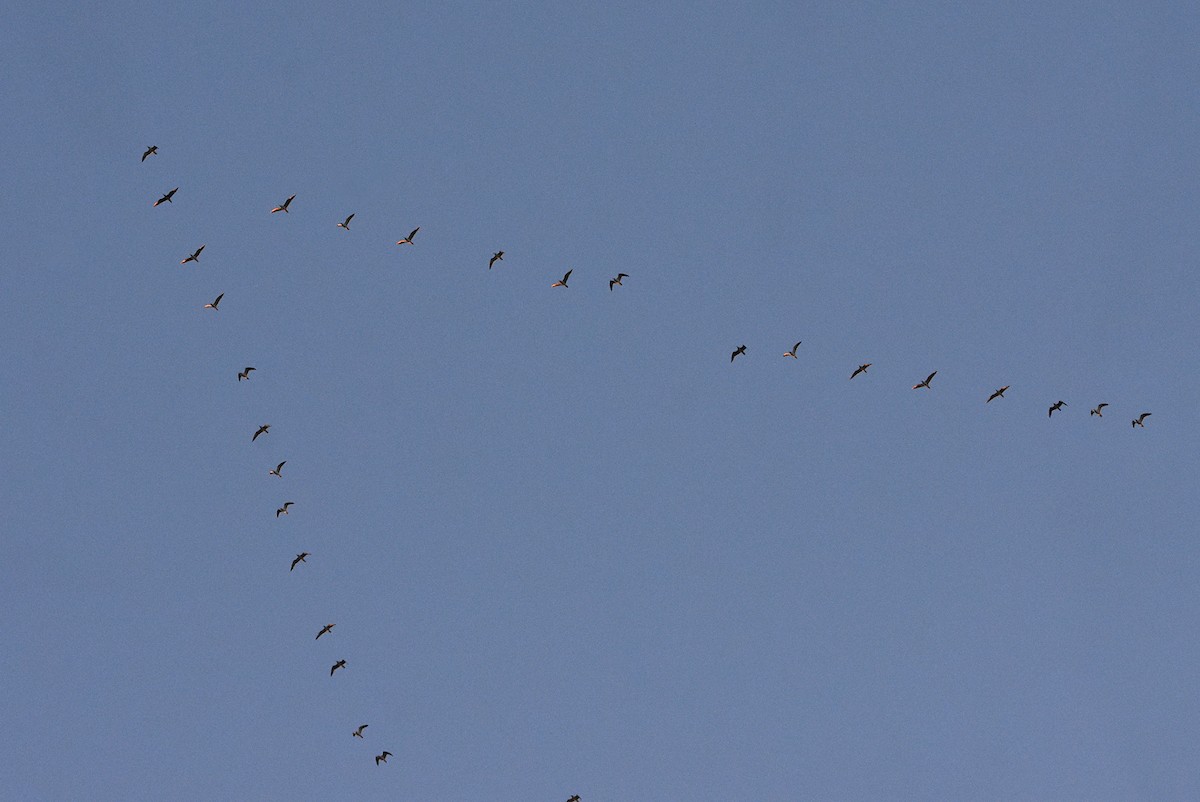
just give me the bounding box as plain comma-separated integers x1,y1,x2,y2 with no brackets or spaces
290,552,309,571
153,187,178,207
912,371,937,390
987,386,1010,403
237,367,256,382
1048,400,1067,417
337,213,355,230
489,251,504,269
269,461,286,478
850,363,871,380
551,269,572,288
353,724,368,738
375,751,392,765
609,273,628,291
141,145,158,162
252,424,270,441
396,227,420,245
271,194,296,214
181,245,205,264
1132,412,1151,428
277,501,294,518
783,342,802,359
316,623,335,640
567,797,581,802
731,344,747,362
203,293,224,311
331,659,346,676
1090,403,1109,417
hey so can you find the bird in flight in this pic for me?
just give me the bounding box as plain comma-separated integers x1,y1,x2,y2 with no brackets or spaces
731,344,747,362
276,501,294,518
153,187,178,207
181,245,205,265
290,552,309,571
141,145,158,162
1132,412,1151,428
912,371,937,390
252,424,270,441
271,194,296,214
609,273,628,291
551,269,573,288
850,363,872,380
237,367,256,382
987,386,1010,403
489,251,504,269
337,213,355,230
567,796,581,802
352,724,368,739
316,623,335,640
1090,403,1109,417
269,461,286,478
1048,400,1067,417
375,751,392,765
331,659,346,677
203,293,224,311
783,342,802,359
396,227,420,245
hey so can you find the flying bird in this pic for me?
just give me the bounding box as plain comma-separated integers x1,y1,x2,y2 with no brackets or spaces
375,751,392,765
269,461,286,478
395,227,420,245
331,659,346,677
1132,412,1151,428
290,552,309,571
252,424,270,441
271,194,296,214
850,363,872,380
551,269,572,288
316,623,335,640
141,145,158,162
181,245,205,264
1048,400,1067,417
337,213,355,230
783,342,802,359
237,367,256,382
276,501,294,518
153,187,178,207
609,273,628,291
567,797,581,802
1090,403,1109,417
731,344,747,362
353,724,368,739
987,386,1010,403
489,251,504,269
203,293,224,311
912,371,937,389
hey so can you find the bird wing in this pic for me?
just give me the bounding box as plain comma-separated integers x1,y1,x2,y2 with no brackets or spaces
609,280,615,290
925,371,936,384
276,462,286,472
345,214,354,224
285,194,295,206
408,228,419,240
794,342,803,354
1098,403,1108,410
618,273,629,279
213,293,224,306
195,245,205,257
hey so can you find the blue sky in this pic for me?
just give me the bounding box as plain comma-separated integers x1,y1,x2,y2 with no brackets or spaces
3,2,1199,799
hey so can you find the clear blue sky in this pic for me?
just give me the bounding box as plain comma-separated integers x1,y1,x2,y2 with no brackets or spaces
4,2,1199,799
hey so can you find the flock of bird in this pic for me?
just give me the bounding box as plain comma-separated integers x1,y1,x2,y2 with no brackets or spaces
143,145,585,799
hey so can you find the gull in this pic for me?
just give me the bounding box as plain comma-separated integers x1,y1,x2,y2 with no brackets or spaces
271,194,296,214
203,293,224,311
331,659,346,676
912,371,937,390
316,623,335,640
489,251,504,269
252,424,270,441
783,342,802,359
731,344,747,362
353,724,368,739
269,461,286,478
237,367,256,382
987,386,1010,403
141,145,158,162
1132,412,1151,428
337,213,355,230
290,552,309,571
375,751,392,765
153,187,178,207
395,227,420,245
609,273,628,291
181,245,205,264
1090,403,1108,417
276,501,294,518
567,797,581,802
551,269,572,288
850,363,872,380
1048,400,1067,417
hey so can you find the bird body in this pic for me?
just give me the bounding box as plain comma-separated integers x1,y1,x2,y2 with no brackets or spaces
396,227,419,245
1132,412,1151,428
141,145,158,162
783,342,802,358
153,187,178,207
609,273,628,291
271,194,296,214
316,623,335,640
731,344,747,362
277,501,294,518
290,552,309,571
551,269,572,288
203,293,224,310
987,386,1010,403
912,371,937,389
237,367,256,382
331,659,346,676
850,363,871,380
489,251,504,269
1090,403,1109,417
337,213,355,230
252,424,270,441
269,461,286,478
1048,400,1067,417
181,245,205,264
